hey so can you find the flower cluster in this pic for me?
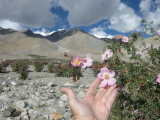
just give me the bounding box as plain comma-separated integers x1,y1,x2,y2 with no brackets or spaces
120,35,129,43
71,53,93,69
71,52,117,87
101,49,113,62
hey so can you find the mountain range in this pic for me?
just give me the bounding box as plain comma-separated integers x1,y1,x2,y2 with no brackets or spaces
0,27,107,61
0,26,159,61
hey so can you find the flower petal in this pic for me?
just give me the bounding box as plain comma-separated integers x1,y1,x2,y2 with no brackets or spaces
101,54,106,61
108,70,115,78
100,80,108,87
157,78,160,83
97,73,103,80
81,64,87,69
108,78,117,86
100,67,109,73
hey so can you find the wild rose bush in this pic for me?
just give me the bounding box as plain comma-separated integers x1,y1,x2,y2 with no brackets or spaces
102,31,160,119
81,20,160,119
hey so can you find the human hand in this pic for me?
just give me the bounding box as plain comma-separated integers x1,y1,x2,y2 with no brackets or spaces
60,78,118,120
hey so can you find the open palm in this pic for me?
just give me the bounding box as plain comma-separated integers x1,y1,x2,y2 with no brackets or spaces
60,78,118,120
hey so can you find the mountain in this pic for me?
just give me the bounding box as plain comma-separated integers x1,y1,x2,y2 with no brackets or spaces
0,27,107,60
47,29,67,42
0,29,59,57
0,26,4,30
0,28,17,35
56,28,106,54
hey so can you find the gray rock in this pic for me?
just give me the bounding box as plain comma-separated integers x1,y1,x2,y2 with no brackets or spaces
44,114,49,120
60,94,67,101
7,118,13,120
19,96,27,100
14,101,27,109
28,98,40,108
28,109,41,119
64,82,74,87
11,110,21,117
2,81,9,86
55,105,66,114
48,94,55,99
21,115,29,120
10,81,18,86
43,65,48,72
48,82,57,87
0,86,3,92
64,112,71,118
5,66,12,72
28,65,34,72
13,116,21,120
20,111,27,116
2,108,16,117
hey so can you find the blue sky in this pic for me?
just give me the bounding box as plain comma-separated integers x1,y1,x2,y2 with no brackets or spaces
0,0,160,38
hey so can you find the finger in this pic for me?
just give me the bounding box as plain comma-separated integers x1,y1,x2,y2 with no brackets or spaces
95,85,109,100
60,87,78,105
101,84,117,103
85,78,101,97
106,89,118,110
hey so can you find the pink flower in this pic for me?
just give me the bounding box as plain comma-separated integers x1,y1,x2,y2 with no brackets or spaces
64,50,70,56
97,67,117,87
142,46,150,52
71,56,82,67
156,73,160,83
157,29,160,36
81,53,93,69
121,35,129,43
101,49,113,62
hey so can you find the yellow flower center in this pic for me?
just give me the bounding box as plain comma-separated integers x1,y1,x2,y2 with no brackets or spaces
105,74,109,79
75,60,80,65
123,38,127,41
106,54,108,57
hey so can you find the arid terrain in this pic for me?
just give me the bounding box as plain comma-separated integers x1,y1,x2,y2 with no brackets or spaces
0,27,160,120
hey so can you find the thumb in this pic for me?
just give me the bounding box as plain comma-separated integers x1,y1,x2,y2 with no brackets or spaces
60,87,78,106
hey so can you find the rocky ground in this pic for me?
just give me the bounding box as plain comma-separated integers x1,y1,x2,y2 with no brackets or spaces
0,65,97,120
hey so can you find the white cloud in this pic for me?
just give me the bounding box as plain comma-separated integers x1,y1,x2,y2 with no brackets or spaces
33,28,55,36
58,0,120,26
0,0,59,29
108,3,142,33
139,0,160,29
33,28,66,36
0,20,23,30
89,26,113,38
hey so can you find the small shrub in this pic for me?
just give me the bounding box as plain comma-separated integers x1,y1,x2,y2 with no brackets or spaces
11,60,28,73
11,62,19,72
34,62,44,72
47,63,54,73
0,62,7,73
19,71,28,80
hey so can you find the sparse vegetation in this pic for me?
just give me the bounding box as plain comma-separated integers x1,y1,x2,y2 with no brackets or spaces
19,71,28,80
11,60,29,73
34,61,44,72
47,63,54,73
